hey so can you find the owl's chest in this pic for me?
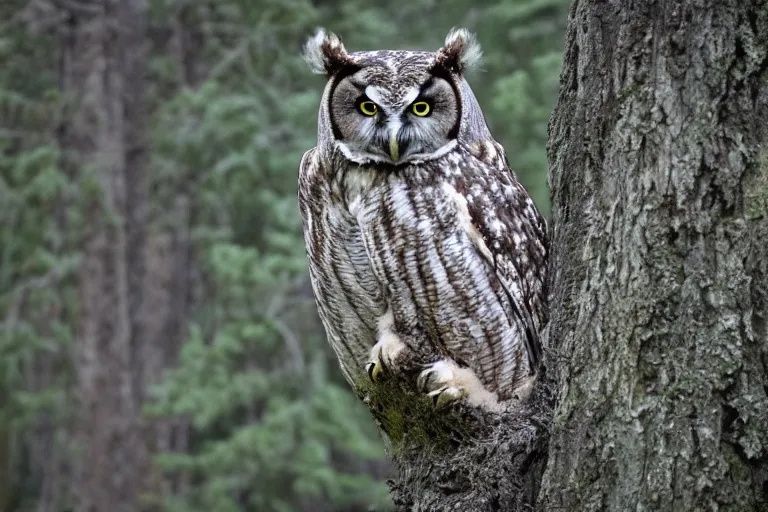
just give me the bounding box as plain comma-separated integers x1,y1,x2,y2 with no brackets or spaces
317,166,460,313
343,167,458,254
343,168,491,315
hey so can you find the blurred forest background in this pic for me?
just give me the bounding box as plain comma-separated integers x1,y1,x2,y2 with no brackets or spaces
0,0,567,510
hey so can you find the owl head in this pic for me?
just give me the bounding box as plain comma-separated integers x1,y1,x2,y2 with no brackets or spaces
303,28,493,166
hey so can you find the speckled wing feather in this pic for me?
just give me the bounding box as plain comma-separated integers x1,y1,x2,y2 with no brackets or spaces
462,140,549,371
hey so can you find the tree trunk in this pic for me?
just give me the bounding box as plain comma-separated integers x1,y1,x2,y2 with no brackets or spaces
391,1,768,511
63,1,151,511
142,8,205,500
0,402,9,512
541,0,768,510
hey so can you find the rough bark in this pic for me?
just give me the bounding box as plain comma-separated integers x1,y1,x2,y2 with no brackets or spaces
63,1,152,511
541,0,768,510
387,379,553,511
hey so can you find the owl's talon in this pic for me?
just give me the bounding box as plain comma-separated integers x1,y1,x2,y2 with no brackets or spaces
419,361,462,407
429,386,464,409
365,361,383,382
365,309,406,384
416,367,436,393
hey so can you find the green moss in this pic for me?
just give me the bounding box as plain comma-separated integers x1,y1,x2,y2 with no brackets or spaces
356,377,485,457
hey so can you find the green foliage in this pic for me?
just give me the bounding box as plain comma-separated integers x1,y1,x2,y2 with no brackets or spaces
149,324,390,511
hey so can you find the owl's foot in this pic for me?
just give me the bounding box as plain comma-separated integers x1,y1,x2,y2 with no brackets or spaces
365,335,405,382
417,359,501,411
416,360,466,408
365,309,406,382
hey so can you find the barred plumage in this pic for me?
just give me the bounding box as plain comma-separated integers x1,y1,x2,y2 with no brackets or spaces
299,28,548,411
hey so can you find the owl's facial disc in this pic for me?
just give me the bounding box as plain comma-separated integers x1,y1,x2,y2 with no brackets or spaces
330,71,460,166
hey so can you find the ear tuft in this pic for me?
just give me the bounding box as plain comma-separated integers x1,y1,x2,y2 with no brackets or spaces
302,29,355,75
434,27,483,74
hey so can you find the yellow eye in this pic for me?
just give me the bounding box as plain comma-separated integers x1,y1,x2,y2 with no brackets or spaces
358,100,377,116
411,101,431,116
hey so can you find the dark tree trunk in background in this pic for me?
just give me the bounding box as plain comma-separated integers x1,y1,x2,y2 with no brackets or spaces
541,0,768,510
393,1,768,511
0,402,8,512
143,6,205,500
61,1,152,511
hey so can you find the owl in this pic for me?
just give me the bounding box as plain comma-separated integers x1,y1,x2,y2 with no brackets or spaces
298,28,548,412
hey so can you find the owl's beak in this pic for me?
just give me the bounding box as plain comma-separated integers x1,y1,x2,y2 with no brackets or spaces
389,136,399,162
388,121,401,161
